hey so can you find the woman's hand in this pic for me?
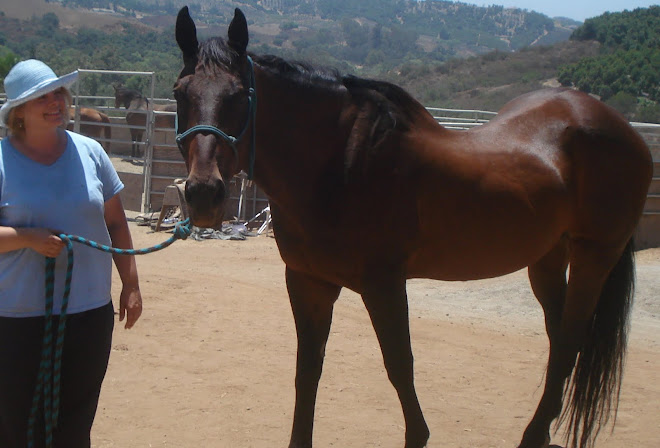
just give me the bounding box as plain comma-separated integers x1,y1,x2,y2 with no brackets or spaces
119,285,142,329
28,228,65,258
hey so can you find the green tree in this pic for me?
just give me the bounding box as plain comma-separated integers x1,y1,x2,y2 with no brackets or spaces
561,7,660,101
0,46,19,80
39,12,59,36
341,19,369,49
606,92,638,119
636,101,660,123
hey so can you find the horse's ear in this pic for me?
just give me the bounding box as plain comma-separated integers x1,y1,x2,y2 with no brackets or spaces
228,8,249,55
176,6,199,63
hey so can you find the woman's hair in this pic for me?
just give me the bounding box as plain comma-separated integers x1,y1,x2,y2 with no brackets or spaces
6,87,73,138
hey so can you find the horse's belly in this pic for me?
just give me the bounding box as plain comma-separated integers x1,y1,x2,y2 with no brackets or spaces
406,242,539,281
408,199,569,281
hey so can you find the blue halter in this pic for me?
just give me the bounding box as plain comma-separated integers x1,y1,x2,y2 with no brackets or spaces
176,56,257,179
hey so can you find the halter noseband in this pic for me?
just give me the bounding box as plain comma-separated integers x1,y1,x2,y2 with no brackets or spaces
175,55,257,179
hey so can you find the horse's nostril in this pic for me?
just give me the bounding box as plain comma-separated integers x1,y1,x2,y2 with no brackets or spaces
184,183,195,204
185,179,225,206
214,180,226,203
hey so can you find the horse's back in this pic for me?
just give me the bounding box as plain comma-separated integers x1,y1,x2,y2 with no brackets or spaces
404,88,652,280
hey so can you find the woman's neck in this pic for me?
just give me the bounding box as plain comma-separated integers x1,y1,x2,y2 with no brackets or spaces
12,128,67,165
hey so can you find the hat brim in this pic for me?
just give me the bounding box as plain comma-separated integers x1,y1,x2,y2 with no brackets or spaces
0,70,78,127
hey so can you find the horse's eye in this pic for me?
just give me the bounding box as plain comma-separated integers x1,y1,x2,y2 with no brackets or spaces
173,80,189,100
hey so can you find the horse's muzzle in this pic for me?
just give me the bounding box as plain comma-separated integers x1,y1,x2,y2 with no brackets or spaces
184,177,226,228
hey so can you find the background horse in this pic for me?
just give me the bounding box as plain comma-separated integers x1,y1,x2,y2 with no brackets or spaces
174,7,653,448
113,86,177,157
67,106,112,152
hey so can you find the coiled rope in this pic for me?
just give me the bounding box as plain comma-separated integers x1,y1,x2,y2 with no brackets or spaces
27,218,191,448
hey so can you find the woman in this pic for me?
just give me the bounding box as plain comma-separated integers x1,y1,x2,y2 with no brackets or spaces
0,60,142,447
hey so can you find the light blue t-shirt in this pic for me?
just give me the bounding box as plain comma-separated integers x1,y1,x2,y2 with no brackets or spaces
0,131,124,317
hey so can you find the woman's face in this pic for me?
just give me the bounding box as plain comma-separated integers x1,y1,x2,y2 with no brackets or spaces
17,87,68,132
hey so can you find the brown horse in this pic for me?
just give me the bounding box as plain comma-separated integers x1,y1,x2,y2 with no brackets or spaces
174,7,653,448
113,86,177,157
67,106,112,151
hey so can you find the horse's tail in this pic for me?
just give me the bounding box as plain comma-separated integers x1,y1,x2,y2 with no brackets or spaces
560,238,635,448
101,113,112,152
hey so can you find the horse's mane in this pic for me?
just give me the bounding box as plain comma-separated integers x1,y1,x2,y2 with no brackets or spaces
252,54,344,90
341,75,430,125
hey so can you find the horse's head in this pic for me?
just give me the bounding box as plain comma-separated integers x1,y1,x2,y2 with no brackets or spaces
174,6,256,228
113,85,142,110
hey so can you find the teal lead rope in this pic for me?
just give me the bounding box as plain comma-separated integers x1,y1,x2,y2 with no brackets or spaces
27,218,191,448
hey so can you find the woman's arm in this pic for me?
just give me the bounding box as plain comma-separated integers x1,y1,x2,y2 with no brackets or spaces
0,226,64,257
104,194,142,329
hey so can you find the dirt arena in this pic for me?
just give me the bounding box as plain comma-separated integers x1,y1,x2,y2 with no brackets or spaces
93,217,660,448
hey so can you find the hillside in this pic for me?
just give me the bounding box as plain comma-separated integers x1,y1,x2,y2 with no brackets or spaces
1,2,657,122
0,1,580,63
389,40,602,110
0,0,133,31
0,0,580,102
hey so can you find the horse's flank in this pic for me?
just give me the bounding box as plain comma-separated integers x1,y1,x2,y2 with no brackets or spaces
67,106,112,151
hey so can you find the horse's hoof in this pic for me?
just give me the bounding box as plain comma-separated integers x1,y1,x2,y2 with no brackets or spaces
404,430,430,448
517,434,551,448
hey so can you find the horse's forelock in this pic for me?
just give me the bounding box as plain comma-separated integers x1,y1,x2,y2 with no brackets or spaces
198,37,237,70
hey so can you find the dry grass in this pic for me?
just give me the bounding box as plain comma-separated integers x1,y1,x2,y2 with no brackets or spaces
0,0,133,31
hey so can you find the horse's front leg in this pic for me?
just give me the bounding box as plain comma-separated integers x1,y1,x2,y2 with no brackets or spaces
361,264,429,448
286,267,342,448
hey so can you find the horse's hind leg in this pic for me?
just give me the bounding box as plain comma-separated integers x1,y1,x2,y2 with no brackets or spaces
286,267,342,448
519,239,569,448
519,239,632,448
361,265,429,448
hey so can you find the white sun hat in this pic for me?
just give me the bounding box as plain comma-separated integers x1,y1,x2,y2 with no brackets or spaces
0,59,78,127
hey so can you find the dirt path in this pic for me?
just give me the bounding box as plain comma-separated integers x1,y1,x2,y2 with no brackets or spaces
92,220,660,447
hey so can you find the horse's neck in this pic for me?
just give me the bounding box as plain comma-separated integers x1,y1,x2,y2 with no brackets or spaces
251,73,348,206
130,97,148,109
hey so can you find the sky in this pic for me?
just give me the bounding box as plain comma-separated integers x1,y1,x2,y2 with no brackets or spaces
469,1,659,21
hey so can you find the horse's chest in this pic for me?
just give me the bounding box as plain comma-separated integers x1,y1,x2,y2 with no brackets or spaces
274,223,364,289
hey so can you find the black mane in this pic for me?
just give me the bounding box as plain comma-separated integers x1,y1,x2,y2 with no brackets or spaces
252,54,343,90
342,75,430,125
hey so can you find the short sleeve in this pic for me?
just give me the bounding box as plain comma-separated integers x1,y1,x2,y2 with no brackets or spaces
98,149,124,201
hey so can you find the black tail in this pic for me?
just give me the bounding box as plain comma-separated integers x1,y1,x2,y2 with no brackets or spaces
559,238,635,448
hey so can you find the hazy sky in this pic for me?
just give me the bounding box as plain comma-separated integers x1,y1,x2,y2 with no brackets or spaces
469,1,659,21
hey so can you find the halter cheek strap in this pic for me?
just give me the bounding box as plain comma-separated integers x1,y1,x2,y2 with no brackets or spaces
175,55,257,179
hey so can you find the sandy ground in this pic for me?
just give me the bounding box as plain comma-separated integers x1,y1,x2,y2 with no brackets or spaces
91,218,660,448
